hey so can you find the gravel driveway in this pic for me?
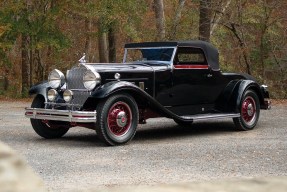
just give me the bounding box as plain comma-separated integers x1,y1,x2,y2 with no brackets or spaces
0,101,286,191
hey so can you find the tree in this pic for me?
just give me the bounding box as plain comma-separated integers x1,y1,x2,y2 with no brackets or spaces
210,0,232,36
153,0,166,41
170,0,186,40
98,19,108,63
1,0,287,98
0,0,68,96
199,0,211,42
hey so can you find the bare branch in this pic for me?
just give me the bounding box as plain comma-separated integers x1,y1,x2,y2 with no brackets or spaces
170,0,186,40
210,0,232,36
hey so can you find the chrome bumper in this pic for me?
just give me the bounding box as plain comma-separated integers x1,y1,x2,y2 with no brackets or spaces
25,108,97,123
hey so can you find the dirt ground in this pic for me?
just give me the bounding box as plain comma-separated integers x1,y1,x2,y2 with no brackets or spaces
0,100,286,191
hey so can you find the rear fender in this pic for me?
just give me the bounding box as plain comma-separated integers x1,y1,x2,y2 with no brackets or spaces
215,80,242,112
235,80,266,111
226,72,269,109
216,80,265,113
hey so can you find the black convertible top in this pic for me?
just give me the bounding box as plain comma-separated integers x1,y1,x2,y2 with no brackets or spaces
125,40,219,70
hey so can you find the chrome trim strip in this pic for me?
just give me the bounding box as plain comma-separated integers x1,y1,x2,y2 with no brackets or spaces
25,108,97,123
170,46,177,72
105,78,149,81
69,89,91,92
181,113,240,121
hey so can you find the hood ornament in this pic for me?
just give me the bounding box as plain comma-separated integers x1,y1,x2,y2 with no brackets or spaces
79,53,87,63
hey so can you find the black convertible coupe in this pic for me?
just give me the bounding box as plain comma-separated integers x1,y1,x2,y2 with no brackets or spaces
25,40,270,145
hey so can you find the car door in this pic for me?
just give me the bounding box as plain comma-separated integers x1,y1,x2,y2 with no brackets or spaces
155,46,226,115
170,47,213,107
156,47,213,109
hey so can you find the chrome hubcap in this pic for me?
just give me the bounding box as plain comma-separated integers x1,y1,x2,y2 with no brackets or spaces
116,111,127,128
241,96,257,126
247,103,254,116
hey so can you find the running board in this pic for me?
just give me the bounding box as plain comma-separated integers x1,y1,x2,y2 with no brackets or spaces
180,113,240,121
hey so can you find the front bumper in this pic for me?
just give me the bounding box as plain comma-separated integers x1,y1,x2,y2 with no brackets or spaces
25,108,97,123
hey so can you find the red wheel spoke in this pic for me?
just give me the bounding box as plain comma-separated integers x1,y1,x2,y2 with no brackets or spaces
241,96,256,125
107,101,132,136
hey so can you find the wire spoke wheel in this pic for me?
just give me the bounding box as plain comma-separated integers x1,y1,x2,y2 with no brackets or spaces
233,90,260,131
96,94,138,146
107,101,132,136
241,96,257,126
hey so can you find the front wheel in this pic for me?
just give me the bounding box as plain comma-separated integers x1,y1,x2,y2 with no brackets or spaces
233,90,260,131
95,94,139,146
30,95,69,139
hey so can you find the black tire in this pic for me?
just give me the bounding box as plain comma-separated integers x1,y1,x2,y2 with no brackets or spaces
30,96,69,139
95,94,139,146
233,90,260,131
174,119,193,127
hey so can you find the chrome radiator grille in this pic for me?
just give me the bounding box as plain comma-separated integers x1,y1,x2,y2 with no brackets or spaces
66,66,86,90
66,66,90,107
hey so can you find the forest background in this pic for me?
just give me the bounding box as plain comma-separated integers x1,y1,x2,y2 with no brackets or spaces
0,0,286,98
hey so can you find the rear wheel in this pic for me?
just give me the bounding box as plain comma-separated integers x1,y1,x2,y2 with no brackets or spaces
30,96,69,139
95,94,139,146
233,90,260,131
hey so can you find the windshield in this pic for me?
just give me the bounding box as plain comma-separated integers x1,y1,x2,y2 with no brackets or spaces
124,47,175,63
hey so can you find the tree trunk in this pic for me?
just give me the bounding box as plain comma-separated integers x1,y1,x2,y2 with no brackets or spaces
35,49,44,81
21,34,30,95
199,0,211,42
29,44,33,87
98,32,108,63
85,18,92,62
108,24,117,63
97,18,108,63
170,0,186,40
153,0,166,41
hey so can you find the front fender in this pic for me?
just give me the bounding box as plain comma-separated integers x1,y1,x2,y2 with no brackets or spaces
84,81,187,121
91,81,142,99
28,81,49,101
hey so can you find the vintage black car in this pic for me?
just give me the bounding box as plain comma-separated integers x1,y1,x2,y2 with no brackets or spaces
25,40,270,146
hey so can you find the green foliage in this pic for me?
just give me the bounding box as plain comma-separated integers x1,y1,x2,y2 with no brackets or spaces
0,0,69,52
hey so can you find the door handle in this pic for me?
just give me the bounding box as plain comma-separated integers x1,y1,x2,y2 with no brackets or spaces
207,74,213,78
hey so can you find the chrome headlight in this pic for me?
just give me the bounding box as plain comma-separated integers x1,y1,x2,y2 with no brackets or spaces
63,90,73,102
47,89,58,101
48,69,65,89
83,70,101,91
